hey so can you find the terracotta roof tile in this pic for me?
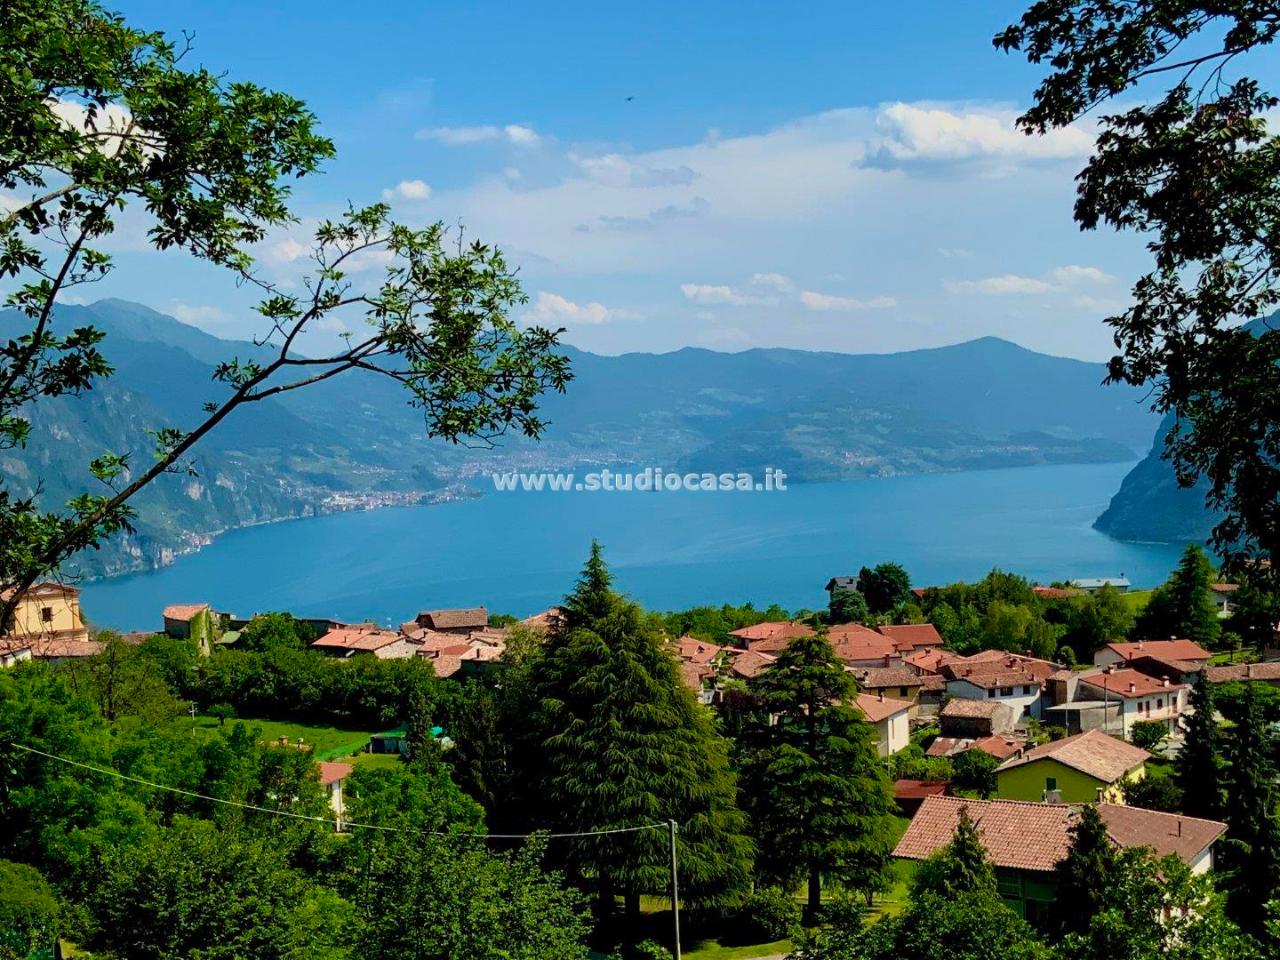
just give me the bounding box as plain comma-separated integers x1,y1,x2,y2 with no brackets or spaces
852,666,925,689
997,730,1148,784
1206,661,1280,683
162,603,210,622
311,628,402,652
855,691,912,723
1079,668,1185,699
317,761,353,786
1104,640,1212,663
728,649,776,680
417,607,489,630
878,623,944,650
895,797,1226,873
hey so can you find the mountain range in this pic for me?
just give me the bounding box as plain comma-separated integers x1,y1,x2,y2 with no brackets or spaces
5,299,1163,577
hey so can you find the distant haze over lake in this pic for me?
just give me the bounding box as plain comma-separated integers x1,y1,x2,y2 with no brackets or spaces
82,462,1189,631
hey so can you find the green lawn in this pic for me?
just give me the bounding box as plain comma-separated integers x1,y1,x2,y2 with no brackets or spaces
1120,589,1153,614
177,715,375,761
685,939,791,959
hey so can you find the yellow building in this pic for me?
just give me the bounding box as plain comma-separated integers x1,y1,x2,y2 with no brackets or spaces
995,729,1149,804
1,582,90,644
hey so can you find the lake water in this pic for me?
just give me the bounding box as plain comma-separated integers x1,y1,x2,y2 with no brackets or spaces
82,462,1189,631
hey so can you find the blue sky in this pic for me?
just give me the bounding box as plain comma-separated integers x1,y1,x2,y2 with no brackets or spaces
93,1,1154,359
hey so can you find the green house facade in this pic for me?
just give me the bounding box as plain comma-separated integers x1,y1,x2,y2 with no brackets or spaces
994,729,1149,804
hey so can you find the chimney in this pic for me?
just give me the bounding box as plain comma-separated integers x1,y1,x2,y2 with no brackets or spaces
1161,677,1170,687
1136,641,1144,650
1176,819,1182,837
878,689,885,702
1128,682,1137,694
883,654,892,666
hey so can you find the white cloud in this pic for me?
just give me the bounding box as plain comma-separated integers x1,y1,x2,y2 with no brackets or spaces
948,274,1054,295
867,103,1093,174
381,178,432,201
416,124,542,146
526,291,614,326
679,283,767,306
751,273,795,292
571,153,698,188
948,264,1114,297
799,290,896,311
170,302,227,327
268,236,308,264
1048,264,1113,285
1072,294,1127,313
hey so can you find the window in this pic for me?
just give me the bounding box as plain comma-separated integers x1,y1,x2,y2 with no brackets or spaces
1000,686,1013,696
988,689,996,698
899,687,908,697
40,607,53,623
1022,685,1032,695
1157,697,1163,710
1045,776,1058,791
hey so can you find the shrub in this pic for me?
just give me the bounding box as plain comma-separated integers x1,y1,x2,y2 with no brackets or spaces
726,887,802,944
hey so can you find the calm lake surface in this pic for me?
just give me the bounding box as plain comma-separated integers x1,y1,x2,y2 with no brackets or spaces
82,462,1189,631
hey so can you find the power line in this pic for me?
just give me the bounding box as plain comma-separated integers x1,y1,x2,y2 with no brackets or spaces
9,742,669,841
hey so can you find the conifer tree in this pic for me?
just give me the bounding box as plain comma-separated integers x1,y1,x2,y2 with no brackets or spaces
1136,544,1221,647
529,545,751,927
911,806,995,899
1177,675,1224,821
1052,804,1120,938
1222,681,1280,933
741,629,897,917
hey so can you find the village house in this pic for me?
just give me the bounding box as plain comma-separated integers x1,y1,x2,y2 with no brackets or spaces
1070,577,1131,594
725,649,777,682
1210,582,1238,617
1093,638,1212,671
520,607,564,632
411,607,490,634
311,627,415,660
855,691,911,756
1205,661,1280,687
316,761,353,830
727,620,814,653
849,666,926,716
828,629,900,667
895,796,1227,924
926,733,1025,761
2,582,90,644
893,779,949,816
877,622,944,652
823,576,858,601
937,652,1062,720
1074,668,1187,738
938,697,1018,738
995,729,1150,804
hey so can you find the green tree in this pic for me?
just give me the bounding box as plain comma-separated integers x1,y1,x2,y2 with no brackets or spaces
59,630,181,723
1052,805,1121,938
349,836,591,960
952,749,1000,799
998,4,1280,576
1220,681,1280,933
0,0,571,621
529,546,752,926
1136,546,1221,648
1120,774,1183,814
91,817,350,960
1176,675,1224,821
828,587,870,625
856,563,911,616
1068,585,1135,652
238,613,314,653
0,860,67,960
1130,720,1168,753
742,629,897,916
911,806,996,899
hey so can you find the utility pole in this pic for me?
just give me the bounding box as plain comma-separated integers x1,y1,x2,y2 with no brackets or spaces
189,701,197,737
668,819,682,960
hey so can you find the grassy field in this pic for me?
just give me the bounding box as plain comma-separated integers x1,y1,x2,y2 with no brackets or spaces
1120,589,1153,614
178,715,376,761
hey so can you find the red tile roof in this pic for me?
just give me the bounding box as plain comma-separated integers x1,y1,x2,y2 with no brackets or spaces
1103,640,1212,663
830,635,897,663
972,735,1025,760
163,603,210,622
728,621,814,651
673,636,725,664
417,607,489,630
895,797,1226,873
1205,661,1280,683
3,638,103,659
317,761,353,786
878,623,944,650
855,691,912,723
1097,804,1226,862
1079,668,1185,700
895,797,1078,872
997,730,1149,782
852,666,926,689
940,698,1005,720
1033,585,1084,599
728,649,777,680
894,779,949,801
311,628,402,652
